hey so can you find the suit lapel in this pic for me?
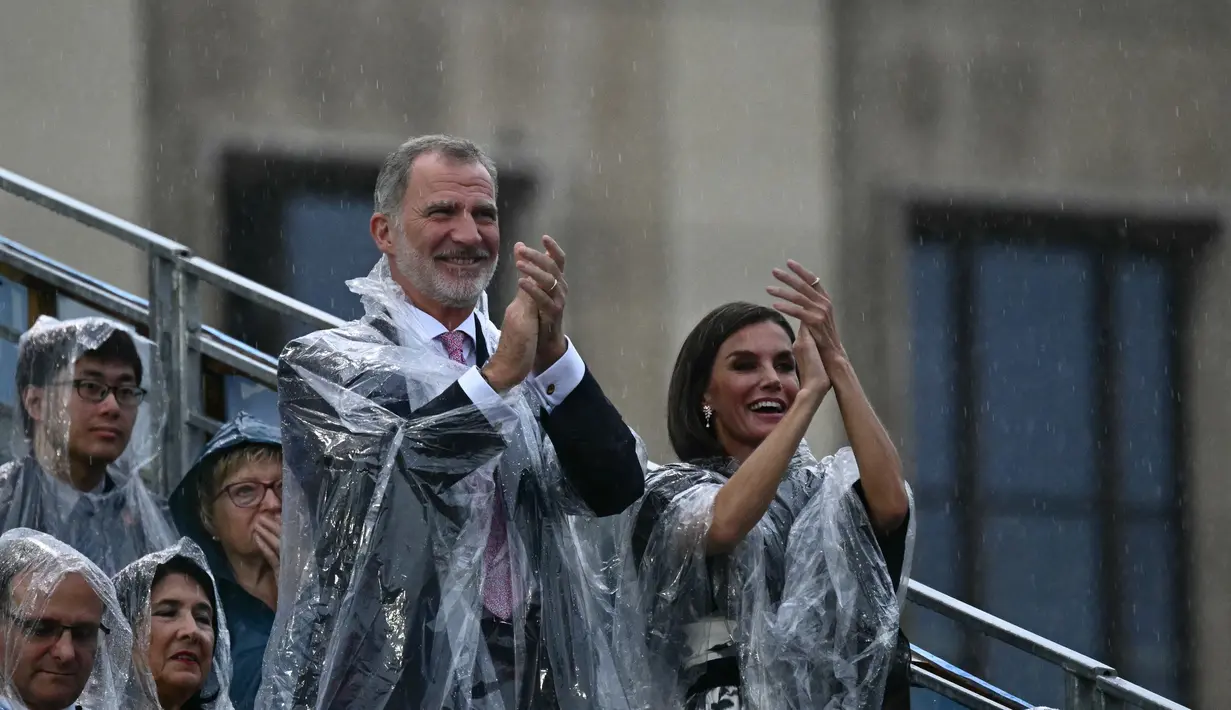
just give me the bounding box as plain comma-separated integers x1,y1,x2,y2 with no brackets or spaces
369,310,400,345
473,313,490,366
472,315,524,516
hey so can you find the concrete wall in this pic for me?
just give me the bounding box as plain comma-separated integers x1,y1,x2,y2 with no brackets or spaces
833,1,1231,705
662,1,845,454
0,0,147,296
141,0,842,459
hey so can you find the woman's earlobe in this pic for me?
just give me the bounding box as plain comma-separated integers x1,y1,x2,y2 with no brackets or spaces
200,513,217,540
21,387,43,424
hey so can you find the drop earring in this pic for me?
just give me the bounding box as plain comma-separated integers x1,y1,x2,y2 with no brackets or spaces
702,404,714,428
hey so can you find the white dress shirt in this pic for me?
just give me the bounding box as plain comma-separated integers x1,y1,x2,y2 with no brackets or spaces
397,303,587,426
395,303,583,610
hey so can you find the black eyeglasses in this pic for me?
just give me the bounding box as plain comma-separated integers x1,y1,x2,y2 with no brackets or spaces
2,609,109,647
58,379,147,408
215,479,282,508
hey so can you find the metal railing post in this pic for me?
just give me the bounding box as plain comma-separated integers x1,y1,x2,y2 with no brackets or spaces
1066,669,1100,710
175,264,203,486
148,249,197,494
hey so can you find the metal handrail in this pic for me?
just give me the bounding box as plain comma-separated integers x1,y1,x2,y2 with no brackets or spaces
0,236,277,390
911,646,1032,709
0,164,1192,710
907,581,1139,708
0,237,148,324
0,167,187,259
1095,676,1190,710
908,581,1114,678
181,255,344,331
0,163,343,484
0,166,341,330
911,665,1020,710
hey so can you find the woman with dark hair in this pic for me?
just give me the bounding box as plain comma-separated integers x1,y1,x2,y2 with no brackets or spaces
113,539,232,710
629,261,915,709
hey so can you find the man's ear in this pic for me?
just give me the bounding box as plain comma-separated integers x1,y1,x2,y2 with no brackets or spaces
21,387,44,425
370,212,397,257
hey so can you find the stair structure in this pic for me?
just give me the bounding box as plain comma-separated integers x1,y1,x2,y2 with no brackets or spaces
0,165,1188,710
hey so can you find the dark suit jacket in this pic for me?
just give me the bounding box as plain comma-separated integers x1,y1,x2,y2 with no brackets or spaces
273,309,644,709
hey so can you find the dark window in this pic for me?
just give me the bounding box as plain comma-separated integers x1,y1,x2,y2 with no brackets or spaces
220,151,537,355
0,276,29,463
907,206,1209,707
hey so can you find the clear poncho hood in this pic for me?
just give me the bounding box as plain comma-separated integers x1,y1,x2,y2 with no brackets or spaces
113,537,234,709
0,527,133,710
9,316,166,476
169,411,281,584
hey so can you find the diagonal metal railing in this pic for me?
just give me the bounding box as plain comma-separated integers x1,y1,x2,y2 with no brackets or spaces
0,164,1190,710
0,166,343,485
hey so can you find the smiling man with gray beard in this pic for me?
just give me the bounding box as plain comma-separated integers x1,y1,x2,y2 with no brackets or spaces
258,135,649,710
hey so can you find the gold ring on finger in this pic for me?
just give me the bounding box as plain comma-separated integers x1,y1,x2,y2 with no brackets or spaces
548,277,559,293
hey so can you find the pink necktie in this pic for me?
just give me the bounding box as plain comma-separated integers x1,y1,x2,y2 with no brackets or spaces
437,330,514,620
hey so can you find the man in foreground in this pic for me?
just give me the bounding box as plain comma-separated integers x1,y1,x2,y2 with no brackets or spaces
259,135,647,709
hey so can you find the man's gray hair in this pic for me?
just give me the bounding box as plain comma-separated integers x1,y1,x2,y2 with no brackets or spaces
373,134,498,225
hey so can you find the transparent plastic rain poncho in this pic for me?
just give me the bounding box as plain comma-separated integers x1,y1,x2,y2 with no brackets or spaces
113,538,234,710
0,527,133,710
0,316,176,576
625,444,915,709
257,257,649,710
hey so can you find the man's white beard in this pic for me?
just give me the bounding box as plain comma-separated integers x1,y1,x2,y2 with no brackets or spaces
393,228,498,309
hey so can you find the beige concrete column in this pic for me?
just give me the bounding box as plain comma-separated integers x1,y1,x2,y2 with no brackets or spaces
441,1,674,457
662,0,844,456
0,0,147,297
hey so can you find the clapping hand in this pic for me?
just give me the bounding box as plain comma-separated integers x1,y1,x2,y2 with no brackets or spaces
767,260,846,364
514,236,568,373
482,288,540,393
792,327,832,400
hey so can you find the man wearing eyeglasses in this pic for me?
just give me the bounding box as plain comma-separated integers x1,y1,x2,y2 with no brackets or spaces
0,317,177,576
0,528,132,710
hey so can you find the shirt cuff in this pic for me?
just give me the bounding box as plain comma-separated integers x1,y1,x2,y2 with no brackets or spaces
527,339,586,412
457,367,520,428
